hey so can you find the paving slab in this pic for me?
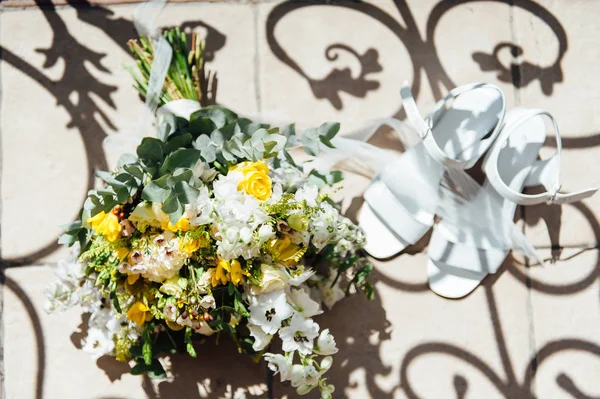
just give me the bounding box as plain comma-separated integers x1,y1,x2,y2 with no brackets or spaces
527,248,600,399
0,2,257,265
256,0,519,131
511,0,600,247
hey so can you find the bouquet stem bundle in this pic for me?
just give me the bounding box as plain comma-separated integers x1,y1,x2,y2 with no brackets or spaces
125,27,215,106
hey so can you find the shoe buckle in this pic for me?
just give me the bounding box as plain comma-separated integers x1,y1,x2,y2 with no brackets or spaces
420,117,433,139
546,184,562,205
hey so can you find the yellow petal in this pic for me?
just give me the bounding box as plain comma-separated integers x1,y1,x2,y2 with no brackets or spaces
127,273,140,285
127,302,151,326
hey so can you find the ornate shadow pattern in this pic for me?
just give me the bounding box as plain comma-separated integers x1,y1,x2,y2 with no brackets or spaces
264,1,600,398
0,0,599,398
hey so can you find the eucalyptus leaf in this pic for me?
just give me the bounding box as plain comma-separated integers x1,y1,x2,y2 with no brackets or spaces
188,117,216,137
117,153,138,168
173,181,199,204
137,137,164,166
281,124,297,147
190,106,237,129
318,122,340,140
163,133,193,155
142,180,170,203
157,113,177,141
159,148,201,175
301,127,320,156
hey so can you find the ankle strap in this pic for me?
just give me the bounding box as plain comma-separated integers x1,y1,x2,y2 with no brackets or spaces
484,108,598,205
400,82,506,169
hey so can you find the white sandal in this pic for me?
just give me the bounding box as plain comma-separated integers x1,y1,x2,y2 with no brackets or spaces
427,108,598,298
358,82,506,258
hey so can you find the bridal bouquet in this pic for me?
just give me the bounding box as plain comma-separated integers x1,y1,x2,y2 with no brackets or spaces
45,28,373,397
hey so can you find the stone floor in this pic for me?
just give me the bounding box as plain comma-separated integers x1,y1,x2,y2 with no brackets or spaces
1,0,600,398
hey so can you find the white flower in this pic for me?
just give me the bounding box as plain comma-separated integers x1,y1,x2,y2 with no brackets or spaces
249,290,293,335
82,327,115,359
248,323,273,351
159,275,185,296
188,186,215,226
287,267,316,287
314,329,338,355
192,320,215,336
320,272,345,310
257,224,275,245
290,364,319,388
288,287,322,318
197,270,212,294
295,184,319,207
279,314,319,355
199,295,216,309
251,264,288,295
213,172,243,200
164,303,178,321
264,353,292,382
192,159,218,182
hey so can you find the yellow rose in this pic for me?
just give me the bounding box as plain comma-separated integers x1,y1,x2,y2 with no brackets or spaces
239,171,272,201
87,211,121,242
127,301,153,326
232,161,272,201
232,161,269,175
268,235,306,267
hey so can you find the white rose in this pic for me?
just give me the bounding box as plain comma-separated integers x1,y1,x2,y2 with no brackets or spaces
252,264,288,294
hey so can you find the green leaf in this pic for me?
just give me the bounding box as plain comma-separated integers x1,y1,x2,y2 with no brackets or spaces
363,282,375,300
123,165,144,180
162,192,184,223
130,363,146,375
301,127,320,156
96,171,127,188
117,153,138,168
281,124,297,147
190,106,237,129
319,135,336,149
184,326,197,358
159,148,200,175
142,178,171,203
211,121,238,144
157,113,177,142
58,233,78,246
142,323,154,366
173,181,199,205
110,282,122,313
194,135,216,163
238,118,269,136
318,122,340,140
137,137,164,166
189,117,217,137
163,133,193,155
147,359,167,380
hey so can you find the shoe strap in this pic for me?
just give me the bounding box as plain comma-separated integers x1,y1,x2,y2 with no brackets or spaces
484,109,598,205
400,82,506,169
